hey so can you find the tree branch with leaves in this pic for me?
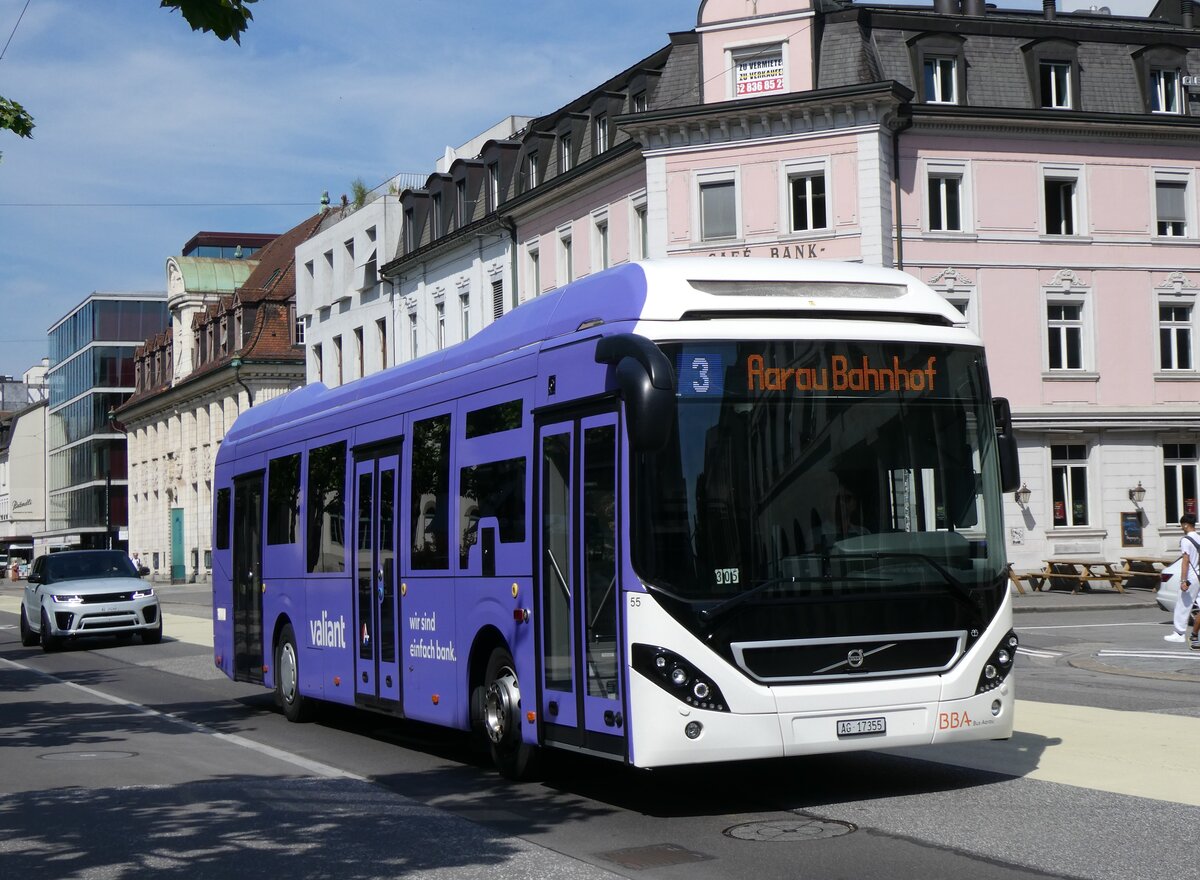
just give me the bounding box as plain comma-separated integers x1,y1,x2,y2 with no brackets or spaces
1,0,256,157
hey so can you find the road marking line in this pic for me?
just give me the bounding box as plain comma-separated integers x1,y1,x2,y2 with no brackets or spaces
0,655,364,781
1098,650,1200,660
1016,647,1061,658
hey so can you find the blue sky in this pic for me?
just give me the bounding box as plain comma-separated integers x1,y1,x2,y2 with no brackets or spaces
0,0,695,378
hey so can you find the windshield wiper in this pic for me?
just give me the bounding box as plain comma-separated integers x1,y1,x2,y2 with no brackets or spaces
698,567,883,626
831,551,984,628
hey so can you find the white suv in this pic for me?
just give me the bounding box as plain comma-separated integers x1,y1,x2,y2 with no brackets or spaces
19,550,162,652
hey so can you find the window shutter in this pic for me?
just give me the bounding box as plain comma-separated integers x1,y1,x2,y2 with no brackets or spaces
492,280,504,320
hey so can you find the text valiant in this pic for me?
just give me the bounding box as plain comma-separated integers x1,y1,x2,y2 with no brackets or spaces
310,611,347,649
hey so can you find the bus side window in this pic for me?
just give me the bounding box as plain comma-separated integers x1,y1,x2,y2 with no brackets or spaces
411,414,452,570
307,441,347,573
215,488,231,550
459,457,527,570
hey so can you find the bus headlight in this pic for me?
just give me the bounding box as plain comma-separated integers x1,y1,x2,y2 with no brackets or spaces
976,630,1017,693
632,644,730,712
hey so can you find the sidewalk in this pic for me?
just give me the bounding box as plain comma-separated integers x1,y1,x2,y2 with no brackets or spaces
1011,585,1161,614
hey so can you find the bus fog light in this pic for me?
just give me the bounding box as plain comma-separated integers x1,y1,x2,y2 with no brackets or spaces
685,721,703,739
670,667,688,687
693,681,710,700
996,649,1011,666
991,700,1002,717
984,664,997,680
655,655,667,669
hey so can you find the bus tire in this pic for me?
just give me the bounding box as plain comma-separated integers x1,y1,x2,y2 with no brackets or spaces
19,604,39,647
275,624,314,723
482,646,538,780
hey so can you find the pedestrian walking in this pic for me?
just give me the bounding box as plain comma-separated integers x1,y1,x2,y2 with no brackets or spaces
1166,514,1200,644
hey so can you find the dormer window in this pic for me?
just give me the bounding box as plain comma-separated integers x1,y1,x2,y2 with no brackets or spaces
924,57,958,105
524,151,539,190
909,34,966,106
559,133,572,173
455,179,467,229
593,114,609,153
1040,61,1072,109
1023,40,1080,112
1134,46,1189,116
1152,68,1182,114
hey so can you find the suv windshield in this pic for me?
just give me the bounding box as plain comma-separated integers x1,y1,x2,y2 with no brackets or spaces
42,551,139,583
632,340,1005,605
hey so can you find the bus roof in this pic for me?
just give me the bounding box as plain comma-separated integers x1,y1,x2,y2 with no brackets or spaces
223,259,963,449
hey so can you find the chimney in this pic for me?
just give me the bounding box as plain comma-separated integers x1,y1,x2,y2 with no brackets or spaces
933,0,960,13
962,0,986,15
1043,0,1056,19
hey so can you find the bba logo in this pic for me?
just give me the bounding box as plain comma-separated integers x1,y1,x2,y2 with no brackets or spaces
939,710,973,730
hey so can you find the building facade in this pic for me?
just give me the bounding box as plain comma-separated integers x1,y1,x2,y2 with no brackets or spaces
39,292,169,555
355,0,1200,567
118,219,321,581
0,399,48,565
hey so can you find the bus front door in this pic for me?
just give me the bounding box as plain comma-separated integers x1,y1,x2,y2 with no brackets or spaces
353,447,402,708
232,472,264,684
538,412,625,759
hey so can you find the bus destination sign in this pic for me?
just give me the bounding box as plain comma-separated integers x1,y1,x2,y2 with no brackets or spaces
747,353,938,394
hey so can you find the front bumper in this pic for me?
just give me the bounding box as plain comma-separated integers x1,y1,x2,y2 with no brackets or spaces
44,595,160,638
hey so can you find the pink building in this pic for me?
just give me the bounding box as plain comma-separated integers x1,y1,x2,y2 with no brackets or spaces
380,0,1200,566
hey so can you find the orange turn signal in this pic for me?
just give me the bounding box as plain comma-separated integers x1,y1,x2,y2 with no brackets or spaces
333,676,341,686
432,694,440,705
526,711,536,723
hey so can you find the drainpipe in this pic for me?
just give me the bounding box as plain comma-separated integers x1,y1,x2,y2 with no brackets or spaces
499,215,519,310
1184,0,1194,29
891,106,914,271
230,356,253,407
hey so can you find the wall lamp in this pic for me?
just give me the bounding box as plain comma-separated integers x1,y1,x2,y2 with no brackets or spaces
1014,483,1032,506
1129,482,1146,504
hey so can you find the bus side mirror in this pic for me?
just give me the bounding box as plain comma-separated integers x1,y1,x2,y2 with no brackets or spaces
993,397,1020,493
595,334,676,452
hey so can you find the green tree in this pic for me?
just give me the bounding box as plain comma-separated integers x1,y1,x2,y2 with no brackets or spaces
1,1,256,155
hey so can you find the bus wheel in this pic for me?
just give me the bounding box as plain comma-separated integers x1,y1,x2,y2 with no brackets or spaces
482,647,538,780
276,624,313,723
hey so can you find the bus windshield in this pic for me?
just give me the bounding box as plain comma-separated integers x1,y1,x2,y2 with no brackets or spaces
632,340,1005,603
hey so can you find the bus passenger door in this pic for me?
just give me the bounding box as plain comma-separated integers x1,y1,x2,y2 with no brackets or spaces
353,446,402,708
232,471,265,684
537,411,625,759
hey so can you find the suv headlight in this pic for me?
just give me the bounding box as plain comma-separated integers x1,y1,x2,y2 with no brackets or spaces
52,594,84,606
132,588,154,599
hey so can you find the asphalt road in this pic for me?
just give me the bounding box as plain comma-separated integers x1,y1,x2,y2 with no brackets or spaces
2,581,1198,880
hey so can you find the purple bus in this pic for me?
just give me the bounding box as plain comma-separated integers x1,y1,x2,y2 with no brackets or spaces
212,259,1021,777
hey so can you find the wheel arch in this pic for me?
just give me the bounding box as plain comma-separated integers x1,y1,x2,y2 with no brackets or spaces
468,625,510,728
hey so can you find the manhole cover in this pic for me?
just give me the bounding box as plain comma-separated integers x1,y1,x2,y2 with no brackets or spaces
724,816,856,841
597,843,714,869
39,751,137,762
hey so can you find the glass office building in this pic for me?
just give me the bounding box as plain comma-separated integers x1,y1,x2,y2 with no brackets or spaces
42,293,168,549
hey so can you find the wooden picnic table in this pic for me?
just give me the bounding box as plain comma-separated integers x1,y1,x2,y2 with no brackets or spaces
1036,558,1127,594
1118,555,1179,591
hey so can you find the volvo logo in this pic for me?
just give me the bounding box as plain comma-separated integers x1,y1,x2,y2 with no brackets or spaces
847,649,865,668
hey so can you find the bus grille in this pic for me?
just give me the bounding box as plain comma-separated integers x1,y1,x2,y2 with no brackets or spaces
731,631,965,683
